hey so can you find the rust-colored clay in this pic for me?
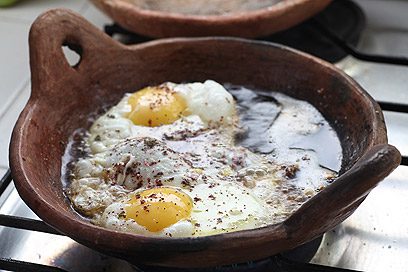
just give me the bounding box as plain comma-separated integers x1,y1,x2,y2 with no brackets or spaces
90,0,332,38
10,9,400,268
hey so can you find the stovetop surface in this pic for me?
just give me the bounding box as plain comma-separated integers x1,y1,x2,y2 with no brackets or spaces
0,0,407,271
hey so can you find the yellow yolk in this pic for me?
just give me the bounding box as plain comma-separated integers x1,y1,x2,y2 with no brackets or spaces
127,86,188,127
125,187,193,232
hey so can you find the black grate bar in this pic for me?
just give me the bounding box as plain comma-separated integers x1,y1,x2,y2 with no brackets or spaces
0,258,68,272
312,19,408,66
105,23,133,36
0,169,12,196
274,255,361,272
104,24,151,44
402,156,408,166
378,101,408,113
0,214,62,235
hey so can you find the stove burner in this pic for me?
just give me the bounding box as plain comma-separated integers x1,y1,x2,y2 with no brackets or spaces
50,244,134,272
135,237,323,272
46,236,323,272
261,0,365,62
104,0,365,63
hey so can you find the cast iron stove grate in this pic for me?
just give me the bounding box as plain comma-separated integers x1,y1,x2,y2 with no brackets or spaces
1,0,408,271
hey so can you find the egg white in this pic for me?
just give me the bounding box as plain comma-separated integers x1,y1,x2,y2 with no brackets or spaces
88,80,235,154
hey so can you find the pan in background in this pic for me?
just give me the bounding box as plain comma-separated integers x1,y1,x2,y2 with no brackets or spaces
90,0,332,38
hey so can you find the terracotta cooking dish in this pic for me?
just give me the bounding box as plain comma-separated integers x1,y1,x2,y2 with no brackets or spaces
10,9,400,268
90,0,332,38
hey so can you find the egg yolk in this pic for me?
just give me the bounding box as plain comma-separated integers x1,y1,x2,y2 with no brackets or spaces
125,187,193,232
127,86,188,127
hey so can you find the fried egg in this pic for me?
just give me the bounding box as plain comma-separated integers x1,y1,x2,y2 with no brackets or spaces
66,80,341,237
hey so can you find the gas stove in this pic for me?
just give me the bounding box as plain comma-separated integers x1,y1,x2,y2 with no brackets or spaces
0,0,407,271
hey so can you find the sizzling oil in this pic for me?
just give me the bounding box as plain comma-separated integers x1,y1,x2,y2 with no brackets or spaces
227,85,342,173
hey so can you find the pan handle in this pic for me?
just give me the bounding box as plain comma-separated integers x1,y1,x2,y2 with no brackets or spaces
284,144,401,243
28,8,124,99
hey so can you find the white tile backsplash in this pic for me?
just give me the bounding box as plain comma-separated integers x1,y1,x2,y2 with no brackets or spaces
384,111,408,157
0,0,88,24
81,3,112,29
0,81,30,168
0,21,30,115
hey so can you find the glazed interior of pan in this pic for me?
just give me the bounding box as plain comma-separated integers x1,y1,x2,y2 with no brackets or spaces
90,0,332,38
10,9,400,268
